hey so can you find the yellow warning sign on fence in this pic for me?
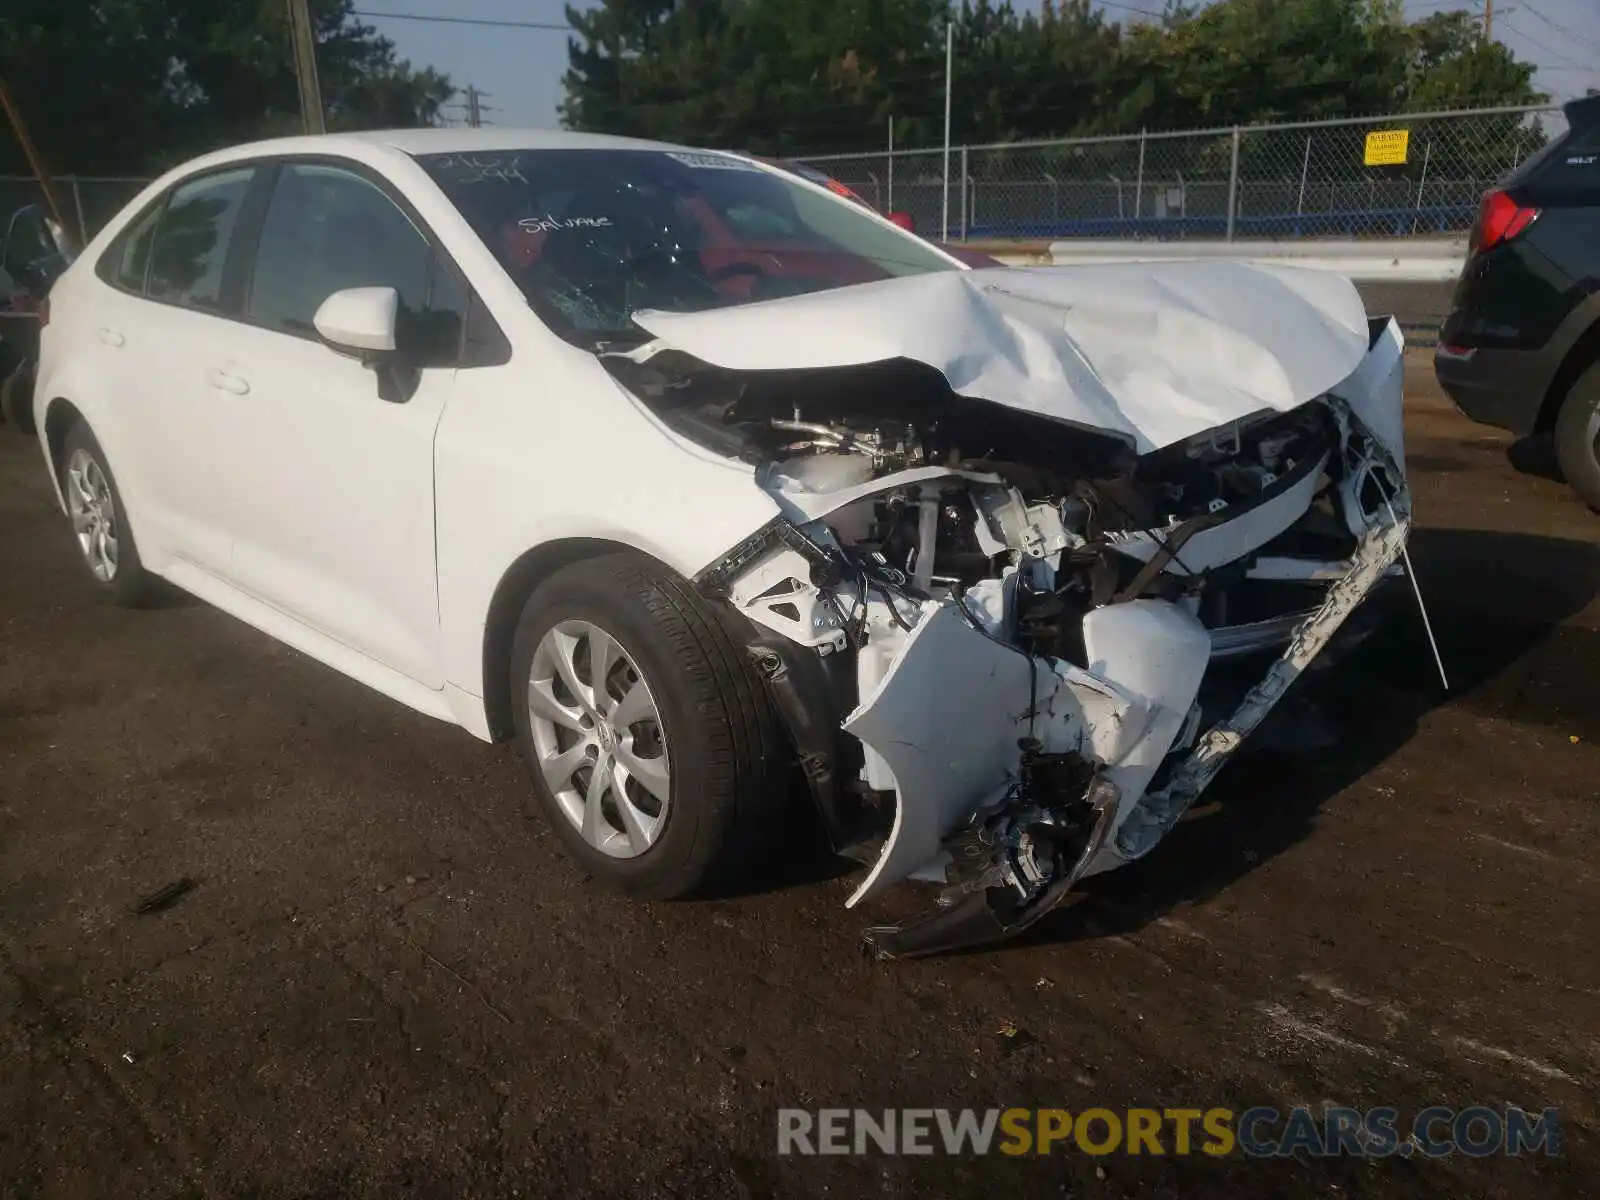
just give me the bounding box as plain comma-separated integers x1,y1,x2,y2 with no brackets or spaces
1363,129,1410,167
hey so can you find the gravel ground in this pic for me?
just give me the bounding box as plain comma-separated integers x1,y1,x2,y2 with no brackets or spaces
1,355,1596,1199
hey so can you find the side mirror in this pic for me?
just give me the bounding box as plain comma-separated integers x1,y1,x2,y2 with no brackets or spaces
886,211,916,232
313,286,398,357
2,204,74,288
313,286,417,402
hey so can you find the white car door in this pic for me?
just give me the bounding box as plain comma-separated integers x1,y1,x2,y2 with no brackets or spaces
98,165,260,573
200,160,459,688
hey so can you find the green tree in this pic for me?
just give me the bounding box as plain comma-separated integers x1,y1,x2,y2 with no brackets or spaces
0,0,452,176
560,0,1550,152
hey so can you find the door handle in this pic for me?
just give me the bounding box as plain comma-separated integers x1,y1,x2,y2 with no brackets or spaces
209,369,250,396
97,327,125,347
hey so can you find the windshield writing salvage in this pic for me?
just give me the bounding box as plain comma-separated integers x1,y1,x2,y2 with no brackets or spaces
518,215,614,233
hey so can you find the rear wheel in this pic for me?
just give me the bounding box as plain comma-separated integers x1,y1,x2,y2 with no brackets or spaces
60,421,152,606
509,551,787,899
1555,361,1600,512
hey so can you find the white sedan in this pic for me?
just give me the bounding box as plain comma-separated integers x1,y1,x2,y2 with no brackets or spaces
33,130,1411,955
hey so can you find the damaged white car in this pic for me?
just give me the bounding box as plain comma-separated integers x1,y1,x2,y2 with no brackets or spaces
36,131,1410,955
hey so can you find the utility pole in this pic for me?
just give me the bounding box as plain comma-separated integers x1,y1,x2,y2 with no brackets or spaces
286,0,326,135
1484,0,1494,40
467,85,482,129
0,74,72,245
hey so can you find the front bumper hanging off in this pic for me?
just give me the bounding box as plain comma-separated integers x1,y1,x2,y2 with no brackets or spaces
861,410,1412,959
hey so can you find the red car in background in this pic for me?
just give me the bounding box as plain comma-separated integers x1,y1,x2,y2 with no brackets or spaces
768,159,1006,269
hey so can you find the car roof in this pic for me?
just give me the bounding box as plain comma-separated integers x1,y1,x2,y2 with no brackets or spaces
211,127,710,161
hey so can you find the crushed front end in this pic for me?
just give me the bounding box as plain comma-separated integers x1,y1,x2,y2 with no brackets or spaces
617,301,1410,955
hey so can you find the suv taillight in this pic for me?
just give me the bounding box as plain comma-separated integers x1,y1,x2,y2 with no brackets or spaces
1471,190,1540,257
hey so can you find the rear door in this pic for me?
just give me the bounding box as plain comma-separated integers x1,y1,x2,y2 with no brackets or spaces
204,159,463,686
99,165,260,572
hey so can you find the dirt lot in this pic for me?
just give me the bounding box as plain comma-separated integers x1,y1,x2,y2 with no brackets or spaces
1,356,1596,1199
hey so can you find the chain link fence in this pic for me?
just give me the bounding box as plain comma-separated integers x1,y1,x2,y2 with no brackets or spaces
797,104,1569,242
0,105,1570,249
0,176,154,247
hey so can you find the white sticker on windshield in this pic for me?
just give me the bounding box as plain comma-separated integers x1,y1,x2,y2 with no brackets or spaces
666,151,761,172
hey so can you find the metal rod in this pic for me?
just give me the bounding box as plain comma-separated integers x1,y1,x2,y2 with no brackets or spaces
959,145,968,240
941,20,953,243
1384,496,1449,692
886,114,894,212
1133,128,1146,220
1412,139,1432,234
0,74,73,245
1296,134,1311,216
1226,126,1241,241
70,178,87,246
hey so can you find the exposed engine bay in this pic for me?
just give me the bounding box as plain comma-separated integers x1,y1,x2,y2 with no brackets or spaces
605,268,1412,957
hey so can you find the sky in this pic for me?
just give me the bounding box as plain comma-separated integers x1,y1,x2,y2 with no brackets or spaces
353,0,1600,132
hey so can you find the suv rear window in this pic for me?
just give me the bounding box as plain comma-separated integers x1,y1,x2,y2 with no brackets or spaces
1510,117,1600,198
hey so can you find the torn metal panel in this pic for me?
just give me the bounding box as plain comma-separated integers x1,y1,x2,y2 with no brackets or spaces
631,262,1373,455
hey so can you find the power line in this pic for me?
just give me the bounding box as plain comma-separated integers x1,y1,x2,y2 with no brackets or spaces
349,9,568,32
1498,16,1597,74
1519,0,1600,55
1096,0,1168,19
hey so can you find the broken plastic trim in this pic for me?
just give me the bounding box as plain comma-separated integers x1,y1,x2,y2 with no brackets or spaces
1110,411,1412,863
861,404,1410,958
694,515,836,600
861,775,1121,960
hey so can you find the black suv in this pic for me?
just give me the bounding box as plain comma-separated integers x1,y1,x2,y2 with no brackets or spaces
1435,95,1600,510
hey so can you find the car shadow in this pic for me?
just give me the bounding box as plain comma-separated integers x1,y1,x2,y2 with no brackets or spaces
984,525,1600,952
1505,432,1565,482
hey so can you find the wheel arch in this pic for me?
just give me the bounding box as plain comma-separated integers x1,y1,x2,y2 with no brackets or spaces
42,396,87,510
480,537,679,742
1537,311,1600,433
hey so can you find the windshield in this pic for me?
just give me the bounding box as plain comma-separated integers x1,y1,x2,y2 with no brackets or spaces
416,148,957,344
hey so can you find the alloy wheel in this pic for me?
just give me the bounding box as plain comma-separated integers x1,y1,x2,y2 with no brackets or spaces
526,619,671,858
65,448,118,583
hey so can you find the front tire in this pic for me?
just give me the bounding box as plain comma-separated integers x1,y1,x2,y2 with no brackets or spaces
60,421,152,606
1554,361,1600,512
509,551,786,899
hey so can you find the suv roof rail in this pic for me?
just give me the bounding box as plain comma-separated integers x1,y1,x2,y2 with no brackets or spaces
1564,94,1600,132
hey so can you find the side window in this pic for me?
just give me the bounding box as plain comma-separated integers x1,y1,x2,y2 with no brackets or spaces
146,168,255,310
247,164,434,341
96,198,165,292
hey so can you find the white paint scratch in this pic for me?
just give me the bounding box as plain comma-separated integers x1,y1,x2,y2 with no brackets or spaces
1454,1038,1579,1085
1297,973,1407,1023
1255,1001,1413,1071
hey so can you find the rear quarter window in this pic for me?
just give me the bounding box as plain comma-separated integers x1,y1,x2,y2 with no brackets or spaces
95,198,165,293
1521,124,1600,199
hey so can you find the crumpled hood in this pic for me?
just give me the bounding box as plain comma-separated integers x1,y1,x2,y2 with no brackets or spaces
631,261,1373,454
